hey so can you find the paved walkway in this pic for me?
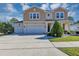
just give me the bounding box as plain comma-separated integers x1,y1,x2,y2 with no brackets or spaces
52,41,79,47
0,35,67,56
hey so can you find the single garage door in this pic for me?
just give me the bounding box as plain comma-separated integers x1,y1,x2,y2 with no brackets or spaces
24,24,46,34
15,27,23,34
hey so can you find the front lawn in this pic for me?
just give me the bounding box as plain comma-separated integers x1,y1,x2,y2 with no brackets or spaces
49,36,79,42
58,47,79,56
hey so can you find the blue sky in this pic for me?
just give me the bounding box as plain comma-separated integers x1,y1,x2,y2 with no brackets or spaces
0,3,79,22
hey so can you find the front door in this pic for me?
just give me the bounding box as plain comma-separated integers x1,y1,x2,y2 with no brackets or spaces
48,23,51,32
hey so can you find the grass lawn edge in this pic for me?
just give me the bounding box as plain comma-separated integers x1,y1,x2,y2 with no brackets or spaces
58,47,79,56
49,36,79,42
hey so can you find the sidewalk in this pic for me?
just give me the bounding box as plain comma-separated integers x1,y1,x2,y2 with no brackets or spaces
52,41,79,47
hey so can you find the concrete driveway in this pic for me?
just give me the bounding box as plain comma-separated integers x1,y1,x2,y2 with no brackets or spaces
0,34,67,56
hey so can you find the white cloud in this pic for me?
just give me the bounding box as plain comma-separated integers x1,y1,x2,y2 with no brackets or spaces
40,3,51,10
61,4,68,8
40,4,47,10
50,3,70,10
6,4,17,13
40,3,69,10
20,3,30,11
50,3,61,9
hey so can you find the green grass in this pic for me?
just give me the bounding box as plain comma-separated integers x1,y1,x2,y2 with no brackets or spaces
58,47,79,56
49,36,79,42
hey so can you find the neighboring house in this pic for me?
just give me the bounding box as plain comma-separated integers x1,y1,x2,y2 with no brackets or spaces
12,7,70,34
70,23,79,32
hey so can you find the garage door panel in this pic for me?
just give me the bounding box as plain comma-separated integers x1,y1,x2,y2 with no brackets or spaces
15,27,23,34
28,27,45,34
24,24,46,34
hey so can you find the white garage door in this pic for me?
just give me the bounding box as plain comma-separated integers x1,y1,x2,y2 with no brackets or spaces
24,24,46,34
15,27,23,34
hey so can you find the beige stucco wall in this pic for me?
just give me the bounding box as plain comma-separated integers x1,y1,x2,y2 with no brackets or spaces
23,7,68,23
23,7,46,24
52,7,68,20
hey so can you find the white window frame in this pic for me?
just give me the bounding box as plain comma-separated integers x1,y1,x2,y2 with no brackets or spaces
55,12,64,19
46,13,52,19
29,12,40,20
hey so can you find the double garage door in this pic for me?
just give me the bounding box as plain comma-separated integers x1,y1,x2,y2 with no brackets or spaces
24,24,46,34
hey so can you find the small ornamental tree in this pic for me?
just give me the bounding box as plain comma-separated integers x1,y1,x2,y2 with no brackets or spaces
9,18,18,23
51,21,64,37
0,22,14,34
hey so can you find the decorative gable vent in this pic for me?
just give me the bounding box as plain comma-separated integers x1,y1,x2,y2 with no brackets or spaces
34,8,36,11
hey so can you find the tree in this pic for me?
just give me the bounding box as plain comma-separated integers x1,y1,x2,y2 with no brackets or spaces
51,21,64,37
0,22,14,34
9,18,18,23
5,23,14,34
0,22,4,33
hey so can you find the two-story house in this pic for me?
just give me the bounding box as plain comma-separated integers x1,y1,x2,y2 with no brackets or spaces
12,7,70,34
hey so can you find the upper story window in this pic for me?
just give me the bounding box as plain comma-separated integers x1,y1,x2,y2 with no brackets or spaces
60,12,64,18
55,12,64,19
37,13,39,18
46,13,52,20
29,12,40,20
33,13,36,19
48,14,50,16
30,14,32,19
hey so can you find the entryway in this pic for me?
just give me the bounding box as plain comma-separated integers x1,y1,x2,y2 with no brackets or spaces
48,23,51,32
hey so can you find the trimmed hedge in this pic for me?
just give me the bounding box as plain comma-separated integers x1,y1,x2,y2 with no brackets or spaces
50,21,64,37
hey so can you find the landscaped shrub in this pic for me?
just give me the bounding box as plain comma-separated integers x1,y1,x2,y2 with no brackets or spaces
47,32,51,36
51,21,64,37
0,22,14,34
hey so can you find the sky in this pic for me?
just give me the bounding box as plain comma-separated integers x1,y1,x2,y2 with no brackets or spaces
0,3,79,22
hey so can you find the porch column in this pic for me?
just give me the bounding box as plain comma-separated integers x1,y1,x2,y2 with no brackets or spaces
46,22,48,33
